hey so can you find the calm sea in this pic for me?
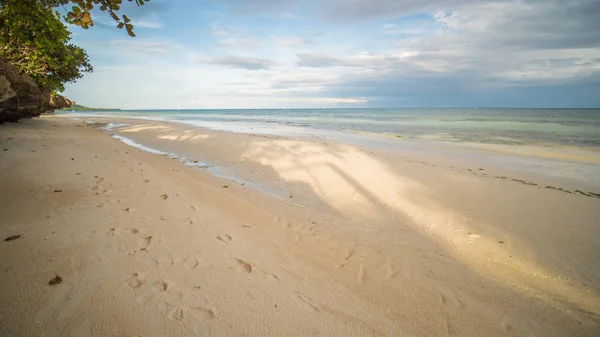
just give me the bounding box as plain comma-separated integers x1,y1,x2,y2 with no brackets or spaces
63,108,600,149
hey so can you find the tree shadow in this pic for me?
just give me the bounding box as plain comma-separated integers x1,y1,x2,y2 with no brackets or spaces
107,118,600,334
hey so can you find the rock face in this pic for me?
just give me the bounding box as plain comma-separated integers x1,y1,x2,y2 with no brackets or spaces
0,59,73,123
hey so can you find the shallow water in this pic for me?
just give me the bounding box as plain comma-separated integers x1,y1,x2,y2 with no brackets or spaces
62,108,600,149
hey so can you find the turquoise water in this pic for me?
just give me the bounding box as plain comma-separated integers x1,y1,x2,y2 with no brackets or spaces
63,108,600,148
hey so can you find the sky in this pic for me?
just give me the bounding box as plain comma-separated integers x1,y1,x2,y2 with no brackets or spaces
62,0,600,109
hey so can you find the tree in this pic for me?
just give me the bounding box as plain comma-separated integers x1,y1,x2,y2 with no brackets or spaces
0,0,146,92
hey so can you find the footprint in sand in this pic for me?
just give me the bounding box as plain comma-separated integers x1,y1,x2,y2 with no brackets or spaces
189,307,216,337
127,273,144,289
143,253,174,271
137,280,169,304
184,256,200,269
216,234,232,244
104,227,149,255
140,235,153,251
168,307,185,321
36,283,75,323
235,259,253,274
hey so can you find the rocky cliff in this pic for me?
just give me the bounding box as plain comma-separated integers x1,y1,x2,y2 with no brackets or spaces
0,59,73,123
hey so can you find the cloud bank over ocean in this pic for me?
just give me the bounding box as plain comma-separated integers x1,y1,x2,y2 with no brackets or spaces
64,0,600,108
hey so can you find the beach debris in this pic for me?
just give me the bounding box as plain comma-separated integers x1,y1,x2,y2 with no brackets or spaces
3,148,8,151
76,173,81,175
498,241,504,244
160,194,168,200
53,189,63,193
4,234,22,241
545,185,573,194
48,276,63,285
71,158,74,160
511,178,537,186
574,190,595,198
222,185,229,188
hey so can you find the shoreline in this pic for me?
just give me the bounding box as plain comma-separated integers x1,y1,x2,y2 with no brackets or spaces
80,115,600,191
1,117,599,336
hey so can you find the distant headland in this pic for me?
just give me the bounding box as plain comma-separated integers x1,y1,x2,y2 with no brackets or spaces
63,104,121,111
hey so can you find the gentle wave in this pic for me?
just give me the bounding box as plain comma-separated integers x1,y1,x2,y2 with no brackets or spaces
63,108,600,148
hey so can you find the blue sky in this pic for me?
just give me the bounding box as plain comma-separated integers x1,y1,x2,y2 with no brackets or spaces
62,0,600,109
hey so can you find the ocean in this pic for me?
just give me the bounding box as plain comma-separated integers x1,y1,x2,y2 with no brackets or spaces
62,108,600,149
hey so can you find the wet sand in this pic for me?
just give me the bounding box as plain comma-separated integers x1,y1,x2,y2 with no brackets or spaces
1,117,599,336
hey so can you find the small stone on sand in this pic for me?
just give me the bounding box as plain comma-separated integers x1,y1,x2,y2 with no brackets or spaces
48,276,63,285
4,234,22,241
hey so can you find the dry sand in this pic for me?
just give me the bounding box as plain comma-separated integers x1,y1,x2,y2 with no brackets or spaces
1,117,599,336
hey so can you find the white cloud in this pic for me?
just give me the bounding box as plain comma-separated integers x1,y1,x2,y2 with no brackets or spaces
217,36,264,48
211,24,230,37
135,19,163,29
202,56,278,70
276,36,314,46
107,40,170,55
432,11,465,31
283,11,300,19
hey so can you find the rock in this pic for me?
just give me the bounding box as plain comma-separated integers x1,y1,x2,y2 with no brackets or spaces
48,275,63,285
0,58,74,123
4,234,22,241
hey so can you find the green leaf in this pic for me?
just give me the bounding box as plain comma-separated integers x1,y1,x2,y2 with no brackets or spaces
117,22,125,29
123,14,130,23
82,12,91,24
125,24,135,37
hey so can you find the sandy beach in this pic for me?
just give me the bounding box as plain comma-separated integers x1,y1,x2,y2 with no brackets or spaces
1,116,599,336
